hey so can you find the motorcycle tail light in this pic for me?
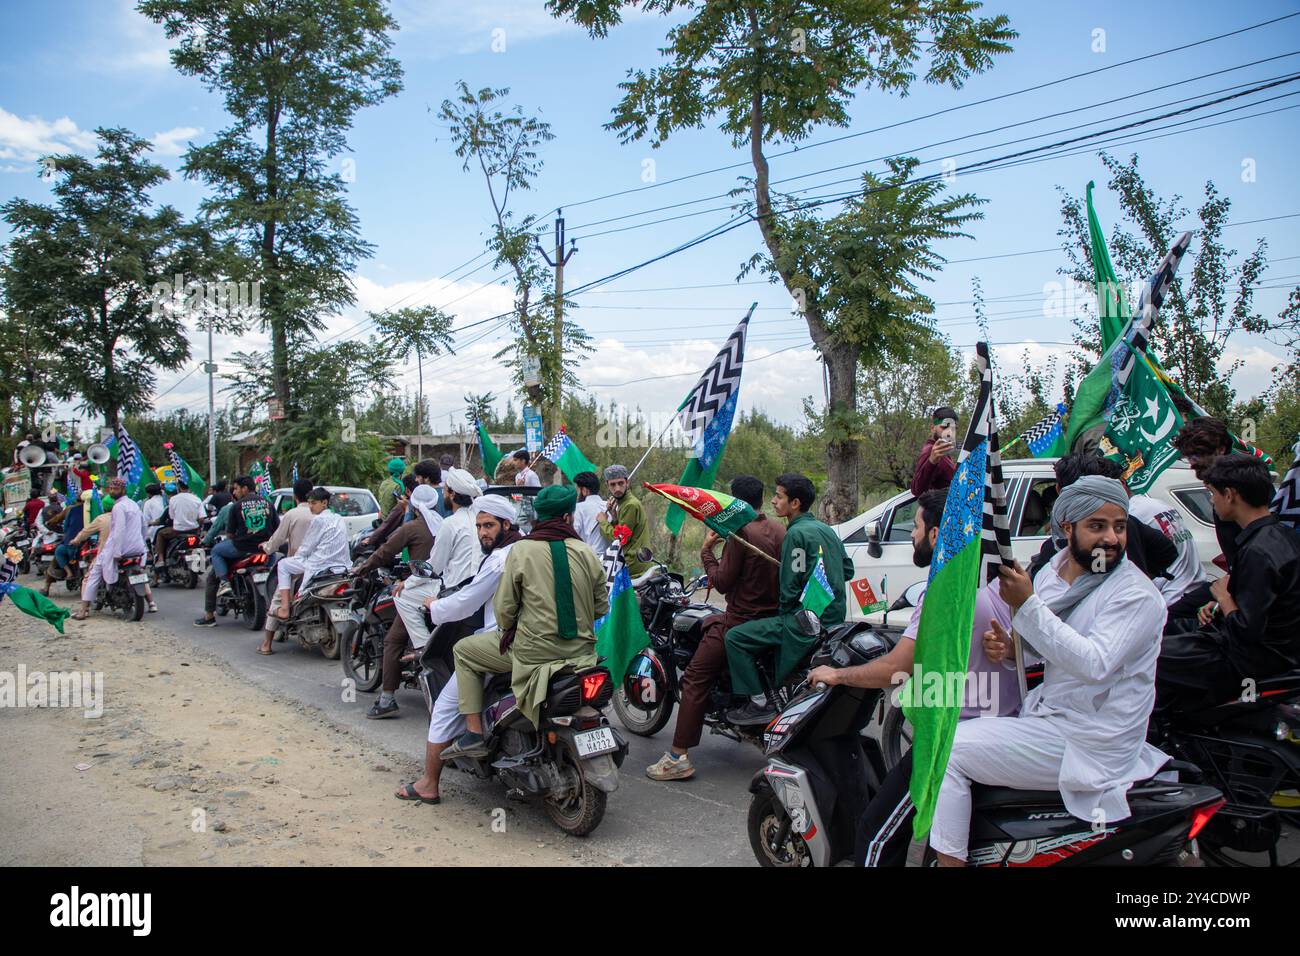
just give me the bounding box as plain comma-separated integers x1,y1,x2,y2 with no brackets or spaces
334,583,349,595
1188,799,1226,840
187,536,198,546
581,671,609,704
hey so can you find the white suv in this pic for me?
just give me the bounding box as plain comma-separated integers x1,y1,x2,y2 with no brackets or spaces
268,485,381,538
835,459,1220,623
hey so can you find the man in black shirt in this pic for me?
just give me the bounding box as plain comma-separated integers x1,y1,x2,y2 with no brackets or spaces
1029,452,1177,582
1157,454,1300,710
194,476,279,627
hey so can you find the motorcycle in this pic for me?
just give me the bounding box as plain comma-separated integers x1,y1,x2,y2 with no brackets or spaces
442,663,629,837
214,549,272,631
1,521,34,574
339,562,406,694
90,554,148,622
151,531,205,589
747,610,1226,867
1149,673,1300,866
269,567,353,659
610,552,842,747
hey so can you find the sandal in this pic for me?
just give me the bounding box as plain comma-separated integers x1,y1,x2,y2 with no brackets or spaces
70,610,89,621
395,783,439,804
256,646,274,656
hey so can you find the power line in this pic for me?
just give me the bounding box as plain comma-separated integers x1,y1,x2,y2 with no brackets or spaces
551,12,1300,215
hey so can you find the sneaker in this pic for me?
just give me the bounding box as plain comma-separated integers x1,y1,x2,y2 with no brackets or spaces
442,732,488,760
148,601,159,613
366,699,400,720
726,701,777,726
216,581,232,598
193,617,217,628
646,752,695,781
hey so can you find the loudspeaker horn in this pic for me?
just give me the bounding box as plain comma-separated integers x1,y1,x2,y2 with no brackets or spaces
87,442,112,465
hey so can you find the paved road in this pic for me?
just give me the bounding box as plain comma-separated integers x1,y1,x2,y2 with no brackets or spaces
147,581,764,866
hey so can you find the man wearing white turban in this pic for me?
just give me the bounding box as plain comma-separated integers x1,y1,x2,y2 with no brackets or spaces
394,492,525,802
928,476,1170,865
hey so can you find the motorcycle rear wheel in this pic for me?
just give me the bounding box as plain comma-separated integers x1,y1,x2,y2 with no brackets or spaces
543,738,608,837
612,686,674,737
748,787,811,867
238,578,266,631
318,609,341,660
113,585,145,623
342,624,384,693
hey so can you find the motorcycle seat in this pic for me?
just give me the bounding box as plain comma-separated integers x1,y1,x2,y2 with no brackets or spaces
971,786,1065,810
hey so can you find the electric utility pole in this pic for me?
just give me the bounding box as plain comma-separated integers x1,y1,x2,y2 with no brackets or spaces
538,209,577,438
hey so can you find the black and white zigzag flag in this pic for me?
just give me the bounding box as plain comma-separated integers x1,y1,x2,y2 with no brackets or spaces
961,342,1014,584
674,304,752,448
1114,231,1193,389
115,422,137,480
1272,436,1300,531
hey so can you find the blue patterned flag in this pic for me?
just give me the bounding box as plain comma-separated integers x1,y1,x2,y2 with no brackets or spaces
800,549,835,616
664,304,753,534
1018,403,1068,457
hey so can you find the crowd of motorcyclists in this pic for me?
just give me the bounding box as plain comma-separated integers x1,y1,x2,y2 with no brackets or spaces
4,412,1298,863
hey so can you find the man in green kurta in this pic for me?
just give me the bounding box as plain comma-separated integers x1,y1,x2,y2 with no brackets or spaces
724,472,854,726
597,463,651,576
444,485,609,759
375,457,405,518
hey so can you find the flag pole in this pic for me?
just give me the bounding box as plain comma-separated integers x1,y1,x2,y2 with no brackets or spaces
640,482,780,567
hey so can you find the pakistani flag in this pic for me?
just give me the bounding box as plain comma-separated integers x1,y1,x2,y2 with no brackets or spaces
903,342,1014,839
541,427,596,481
1093,233,1193,492
800,550,835,617
595,539,650,683
642,483,758,538
163,442,207,496
475,417,504,480
664,304,753,535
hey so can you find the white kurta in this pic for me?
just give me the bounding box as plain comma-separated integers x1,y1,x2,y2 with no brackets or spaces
428,506,477,589
1127,493,1207,606
423,542,517,744
572,496,607,557
98,496,147,582
277,509,351,591
930,551,1169,859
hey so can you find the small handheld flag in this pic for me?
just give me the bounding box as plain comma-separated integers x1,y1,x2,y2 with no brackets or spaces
541,428,597,482
1016,403,1067,458
799,550,835,618
849,577,888,615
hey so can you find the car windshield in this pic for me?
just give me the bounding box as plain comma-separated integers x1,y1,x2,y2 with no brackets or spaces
330,491,378,517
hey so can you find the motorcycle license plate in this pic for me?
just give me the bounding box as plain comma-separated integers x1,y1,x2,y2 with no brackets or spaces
573,727,618,759
128,574,148,585
252,571,269,583
328,607,351,623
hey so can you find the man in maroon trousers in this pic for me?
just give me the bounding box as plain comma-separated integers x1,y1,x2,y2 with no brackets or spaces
645,475,785,781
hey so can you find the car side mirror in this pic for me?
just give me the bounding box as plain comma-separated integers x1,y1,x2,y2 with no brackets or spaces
866,517,884,559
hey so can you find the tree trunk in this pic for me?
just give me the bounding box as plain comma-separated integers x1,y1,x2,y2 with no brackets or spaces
746,17,859,523
819,341,860,525
264,100,290,421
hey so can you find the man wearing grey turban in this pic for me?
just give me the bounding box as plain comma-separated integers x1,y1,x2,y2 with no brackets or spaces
927,475,1170,866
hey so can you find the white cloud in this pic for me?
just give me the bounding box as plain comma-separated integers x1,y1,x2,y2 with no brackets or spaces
81,0,174,75
0,107,98,166
149,126,202,156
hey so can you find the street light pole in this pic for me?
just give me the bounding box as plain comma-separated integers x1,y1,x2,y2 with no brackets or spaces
206,319,216,487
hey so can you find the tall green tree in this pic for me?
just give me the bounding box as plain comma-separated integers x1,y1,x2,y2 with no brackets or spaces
437,81,590,435
1057,152,1282,418
370,305,456,451
549,0,1014,521
139,0,403,427
0,301,54,438
0,128,202,430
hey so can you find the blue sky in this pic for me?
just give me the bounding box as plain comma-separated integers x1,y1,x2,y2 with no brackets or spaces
3,0,1298,435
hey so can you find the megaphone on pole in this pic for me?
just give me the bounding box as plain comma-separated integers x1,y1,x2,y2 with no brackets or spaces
87,443,112,466
19,444,47,467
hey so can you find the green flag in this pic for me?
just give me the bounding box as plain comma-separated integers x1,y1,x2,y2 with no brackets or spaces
799,550,835,618
595,544,651,683
1099,353,1185,493
1086,181,1131,354
1,583,72,634
540,429,596,482
163,443,207,497
476,419,504,480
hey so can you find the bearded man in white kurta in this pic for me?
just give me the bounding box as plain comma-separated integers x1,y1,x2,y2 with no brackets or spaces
929,476,1170,865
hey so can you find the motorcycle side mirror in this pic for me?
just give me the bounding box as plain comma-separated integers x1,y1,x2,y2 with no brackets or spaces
866,517,884,560
371,517,381,529
794,608,824,638
636,547,653,564
408,560,436,578
890,580,927,612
